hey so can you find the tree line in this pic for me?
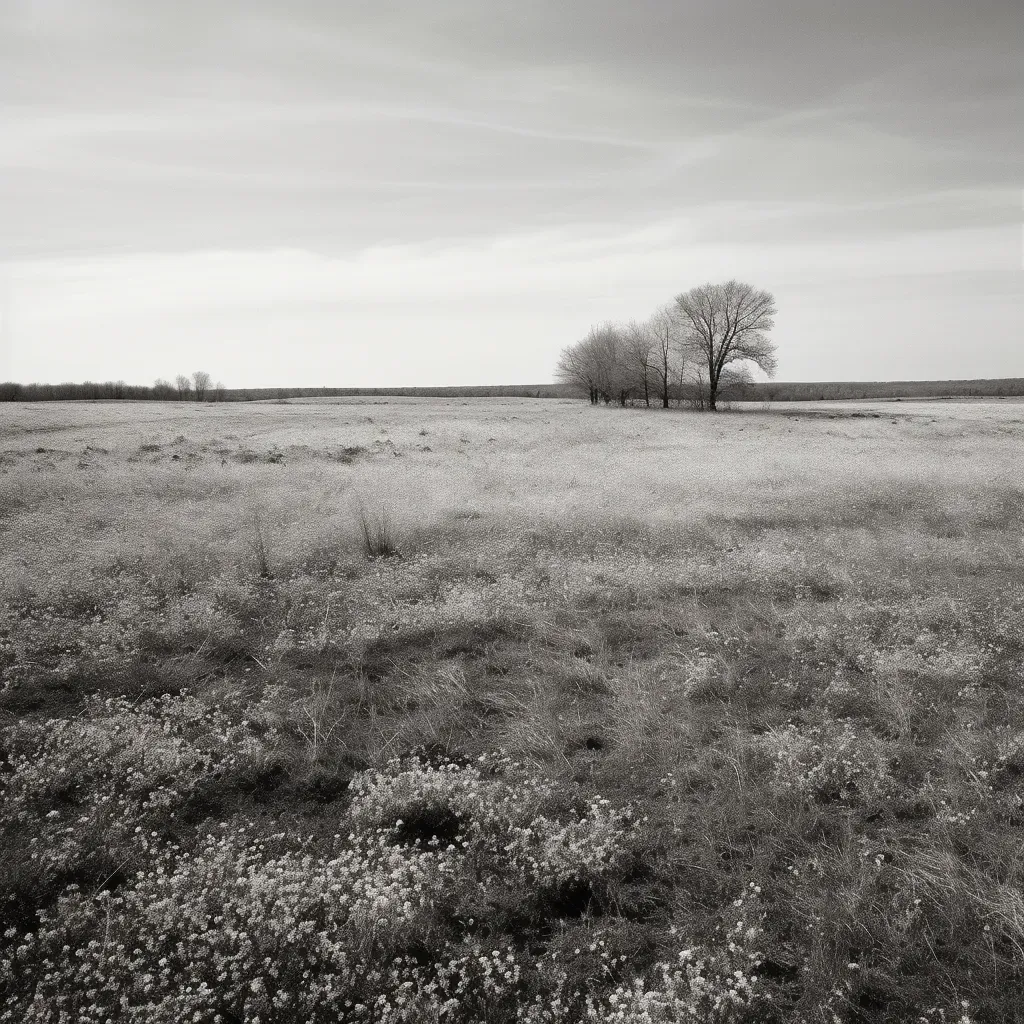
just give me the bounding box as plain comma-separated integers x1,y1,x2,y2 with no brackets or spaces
556,279,778,411
0,371,225,403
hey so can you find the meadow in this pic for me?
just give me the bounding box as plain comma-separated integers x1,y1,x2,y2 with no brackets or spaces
1,396,1022,1023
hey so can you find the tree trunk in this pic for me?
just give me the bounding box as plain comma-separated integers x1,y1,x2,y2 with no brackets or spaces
707,364,719,411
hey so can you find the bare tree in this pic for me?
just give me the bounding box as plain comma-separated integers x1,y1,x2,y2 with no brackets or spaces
213,381,226,402
623,320,655,407
588,323,632,406
557,324,633,405
555,339,600,404
174,374,192,400
153,378,175,400
674,280,777,411
647,306,683,409
192,370,212,402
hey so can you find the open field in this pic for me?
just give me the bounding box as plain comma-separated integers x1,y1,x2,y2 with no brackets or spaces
1,397,1023,1023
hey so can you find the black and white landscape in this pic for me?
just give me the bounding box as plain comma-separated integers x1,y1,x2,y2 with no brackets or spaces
1,3,1022,1022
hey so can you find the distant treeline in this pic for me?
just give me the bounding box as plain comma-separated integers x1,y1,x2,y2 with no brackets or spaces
0,381,164,402
1,379,1021,403
750,378,1024,401
0,383,561,402
0,373,224,403
225,385,560,400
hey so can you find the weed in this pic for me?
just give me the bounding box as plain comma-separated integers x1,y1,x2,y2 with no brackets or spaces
247,505,273,578
357,502,400,559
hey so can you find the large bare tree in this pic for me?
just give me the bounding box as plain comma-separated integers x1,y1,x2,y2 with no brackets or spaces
192,371,212,402
674,280,777,411
174,374,192,400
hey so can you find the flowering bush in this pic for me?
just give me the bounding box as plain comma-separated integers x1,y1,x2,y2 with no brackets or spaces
349,757,634,897
1,757,640,1023
0,599,140,694
1,826,461,1023
0,693,277,884
520,890,766,1023
766,722,897,804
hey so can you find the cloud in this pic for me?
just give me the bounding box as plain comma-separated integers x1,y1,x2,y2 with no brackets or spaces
0,0,1021,382
5,213,1020,386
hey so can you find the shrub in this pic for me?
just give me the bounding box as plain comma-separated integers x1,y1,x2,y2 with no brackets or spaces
348,756,635,906
0,828,455,1023
521,889,766,1023
1,758,641,1023
0,694,278,900
765,722,897,805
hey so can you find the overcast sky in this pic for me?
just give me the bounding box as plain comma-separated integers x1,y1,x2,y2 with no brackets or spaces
1,0,1021,387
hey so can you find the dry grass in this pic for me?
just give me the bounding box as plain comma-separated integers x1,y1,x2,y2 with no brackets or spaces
1,396,1022,1022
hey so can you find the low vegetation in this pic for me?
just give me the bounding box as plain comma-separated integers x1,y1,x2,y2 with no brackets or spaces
1,396,1022,1022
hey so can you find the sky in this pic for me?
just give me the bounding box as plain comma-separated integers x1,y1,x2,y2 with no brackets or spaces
0,0,1021,388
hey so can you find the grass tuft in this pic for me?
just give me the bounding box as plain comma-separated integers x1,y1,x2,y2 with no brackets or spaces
356,502,401,559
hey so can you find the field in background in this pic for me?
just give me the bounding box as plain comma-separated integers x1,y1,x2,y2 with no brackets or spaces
1,397,1023,1022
